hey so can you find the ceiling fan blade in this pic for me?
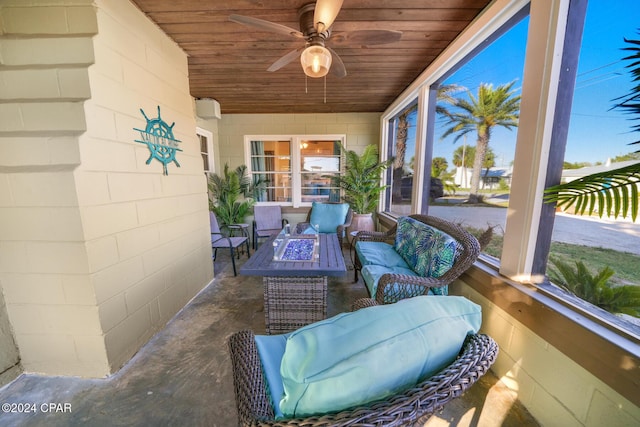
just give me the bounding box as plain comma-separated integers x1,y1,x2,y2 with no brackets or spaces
267,47,304,72
327,47,347,78
332,30,403,46
229,14,304,39
314,0,344,32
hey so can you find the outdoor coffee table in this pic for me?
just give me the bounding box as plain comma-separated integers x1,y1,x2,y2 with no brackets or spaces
240,232,346,334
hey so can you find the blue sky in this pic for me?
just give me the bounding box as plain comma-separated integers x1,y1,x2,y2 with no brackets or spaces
423,0,640,168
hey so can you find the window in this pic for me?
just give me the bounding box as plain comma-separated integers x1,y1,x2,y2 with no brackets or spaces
385,100,419,217
299,139,342,204
429,15,529,262
380,0,638,330
380,13,529,264
245,135,344,207
377,0,638,405
249,139,291,203
197,127,214,173
544,0,640,330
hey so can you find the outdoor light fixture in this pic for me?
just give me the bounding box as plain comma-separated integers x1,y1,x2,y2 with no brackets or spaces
314,0,343,33
300,45,332,78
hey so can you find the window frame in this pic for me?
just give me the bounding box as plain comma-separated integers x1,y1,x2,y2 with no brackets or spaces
244,134,346,208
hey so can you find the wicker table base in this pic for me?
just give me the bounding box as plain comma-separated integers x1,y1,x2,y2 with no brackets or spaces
263,276,327,334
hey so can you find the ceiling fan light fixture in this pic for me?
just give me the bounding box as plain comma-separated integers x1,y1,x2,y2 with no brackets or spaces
314,0,344,33
300,45,332,78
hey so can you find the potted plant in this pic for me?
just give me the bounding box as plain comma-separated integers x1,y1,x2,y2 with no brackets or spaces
332,143,393,236
208,163,265,226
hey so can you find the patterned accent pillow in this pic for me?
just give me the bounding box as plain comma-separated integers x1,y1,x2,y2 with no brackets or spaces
394,216,458,279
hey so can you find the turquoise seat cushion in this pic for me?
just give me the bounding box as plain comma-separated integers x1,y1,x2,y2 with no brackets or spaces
355,241,410,269
309,202,349,233
394,216,458,279
361,264,418,298
255,333,290,418
279,295,482,418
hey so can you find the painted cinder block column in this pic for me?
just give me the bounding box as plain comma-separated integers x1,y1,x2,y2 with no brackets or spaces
0,0,213,377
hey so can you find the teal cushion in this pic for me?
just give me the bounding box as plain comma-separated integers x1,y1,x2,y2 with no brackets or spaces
255,334,289,418
395,216,458,279
361,264,418,297
309,202,349,233
279,295,482,418
355,241,410,269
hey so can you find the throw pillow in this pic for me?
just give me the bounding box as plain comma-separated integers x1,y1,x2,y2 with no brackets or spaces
395,216,458,279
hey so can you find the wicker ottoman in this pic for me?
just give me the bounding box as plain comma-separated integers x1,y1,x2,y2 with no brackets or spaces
263,276,327,334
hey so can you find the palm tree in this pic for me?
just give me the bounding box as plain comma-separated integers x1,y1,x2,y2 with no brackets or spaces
548,258,640,317
392,84,465,202
452,145,496,169
208,164,265,226
544,31,640,221
332,143,393,214
441,82,520,203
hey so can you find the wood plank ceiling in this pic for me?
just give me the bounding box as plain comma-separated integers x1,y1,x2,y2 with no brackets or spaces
130,0,491,114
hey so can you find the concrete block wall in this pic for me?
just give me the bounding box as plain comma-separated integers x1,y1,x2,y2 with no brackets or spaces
85,0,213,373
0,0,99,377
451,281,640,426
0,0,213,377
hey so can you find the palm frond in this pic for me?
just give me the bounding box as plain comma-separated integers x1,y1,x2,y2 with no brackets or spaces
544,162,640,221
331,143,392,214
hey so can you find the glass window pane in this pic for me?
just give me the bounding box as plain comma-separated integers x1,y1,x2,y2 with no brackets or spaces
197,132,211,172
201,153,209,171
300,140,342,203
431,16,529,262
199,134,207,153
250,140,292,202
546,0,640,329
387,101,418,217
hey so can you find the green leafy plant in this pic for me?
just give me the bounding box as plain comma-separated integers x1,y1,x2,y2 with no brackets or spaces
208,164,264,226
543,164,639,221
548,257,640,317
544,30,640,221
331,143,393,214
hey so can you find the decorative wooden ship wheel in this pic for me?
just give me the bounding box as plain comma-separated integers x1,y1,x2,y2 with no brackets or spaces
134,106,182,175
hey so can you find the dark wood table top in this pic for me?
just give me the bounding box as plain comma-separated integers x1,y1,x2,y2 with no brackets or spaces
240,233,346,277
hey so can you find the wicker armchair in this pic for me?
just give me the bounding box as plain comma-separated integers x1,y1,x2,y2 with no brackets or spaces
228,297,498,427
353,214,481,304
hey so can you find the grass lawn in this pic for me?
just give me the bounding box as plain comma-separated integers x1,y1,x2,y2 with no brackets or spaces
466,227,640,286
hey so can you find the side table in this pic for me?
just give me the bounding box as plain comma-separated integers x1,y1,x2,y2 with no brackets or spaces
227,223,250,257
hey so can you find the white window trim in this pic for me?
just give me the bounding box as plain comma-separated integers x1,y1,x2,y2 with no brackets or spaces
244,134,346,208
196,127,215,173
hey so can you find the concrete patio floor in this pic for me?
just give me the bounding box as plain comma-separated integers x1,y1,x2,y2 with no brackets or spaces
0,245,539,426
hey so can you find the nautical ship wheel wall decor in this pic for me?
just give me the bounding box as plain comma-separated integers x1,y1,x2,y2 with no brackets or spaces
134,106,182,175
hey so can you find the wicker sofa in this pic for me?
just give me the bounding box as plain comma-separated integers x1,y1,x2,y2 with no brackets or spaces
228,297,498,426
353,214,481,304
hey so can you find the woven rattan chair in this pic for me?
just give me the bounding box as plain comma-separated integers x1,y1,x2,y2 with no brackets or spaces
228,297,498,426
353,214,481,304
252,205,288,250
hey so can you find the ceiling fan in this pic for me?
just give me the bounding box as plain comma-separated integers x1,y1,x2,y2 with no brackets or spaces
229,0,402,79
